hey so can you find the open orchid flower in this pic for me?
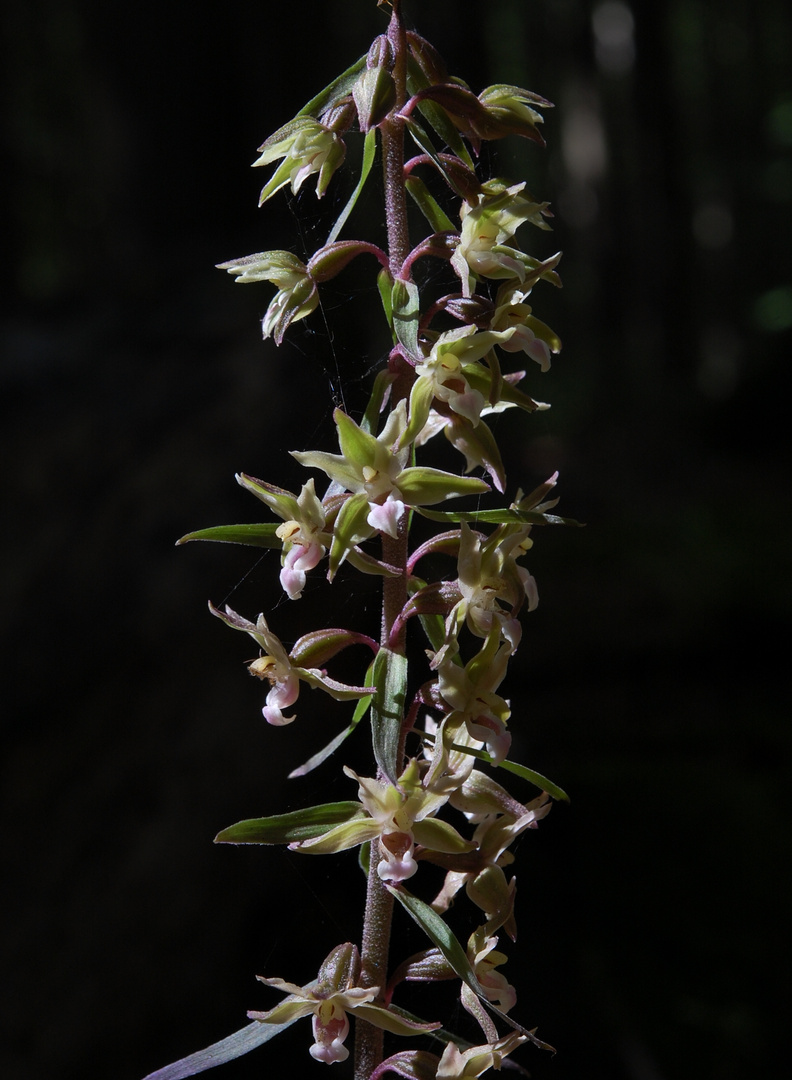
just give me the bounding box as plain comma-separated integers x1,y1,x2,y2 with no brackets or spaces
290,759,473,882
444,520,538,654
209,604,373,725
489,280,562,373
249,943,438,1065
435,631,513,764
451,179,551,297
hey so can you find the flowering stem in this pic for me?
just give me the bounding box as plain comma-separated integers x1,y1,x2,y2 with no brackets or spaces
354,4,411,1079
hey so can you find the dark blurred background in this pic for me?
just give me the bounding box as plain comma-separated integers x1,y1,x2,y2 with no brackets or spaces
2,1,790,1078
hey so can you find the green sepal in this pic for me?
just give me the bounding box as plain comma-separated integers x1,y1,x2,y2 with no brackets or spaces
215,802,366,845
335,408,378,468
412,816,476,855
291,448,360,493
444,416,507,494
353,1003,441,1038
359,838,371,876
329,491,372,579
175,523,281,548
362,368,395,435
258,151,311,207
415,506,582,527
522,313,562,354
371,647,408,786
402,375,435,448
397,466,490,505
297,667,374,701
235,472,299,516
346,546,402,577
405,175,456,233
326,126,378,244
464,366,546,414
392,278,421,360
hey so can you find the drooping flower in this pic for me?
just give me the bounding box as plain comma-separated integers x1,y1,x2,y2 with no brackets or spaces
216,250,318,344
466,926,516,1012
235,473,329,600
209,604,373,725
432,779,552,936
489,282,562,373
435,631,513,764
253,116,346,204
435,1032,528,1079
450,180,552,297
404,324,521,444
446,520,538,653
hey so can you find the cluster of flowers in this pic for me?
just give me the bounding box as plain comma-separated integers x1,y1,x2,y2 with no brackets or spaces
169,13,569,1080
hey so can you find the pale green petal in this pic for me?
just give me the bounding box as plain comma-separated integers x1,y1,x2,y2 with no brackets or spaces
291,818,381,854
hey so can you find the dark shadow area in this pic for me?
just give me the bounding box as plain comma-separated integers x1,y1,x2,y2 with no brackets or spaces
2,2,790,1079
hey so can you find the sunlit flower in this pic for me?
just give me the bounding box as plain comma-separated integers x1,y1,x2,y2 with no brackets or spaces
290,759,473,882
435,632,513,764
467,927,516,1012
254,116,346,203
448,521,537,653
436,1032,528,1079
209,604,373,725
216,250,318,344
490,283,561,373
451,180,551,296
248,943,438,1065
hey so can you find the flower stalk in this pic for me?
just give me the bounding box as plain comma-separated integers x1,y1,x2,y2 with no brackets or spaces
149,3,576,1079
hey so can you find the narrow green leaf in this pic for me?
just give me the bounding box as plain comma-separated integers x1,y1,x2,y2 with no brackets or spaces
326,126,377,245
388,886,485,996
141,1016,298,1080
371,647,408,785
289,669,373,778
298,55,367,118
415,506,583,527
403,117,471,200
495,760,570,802
175,524,281,547
405,175,456,233
215,802,366,845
